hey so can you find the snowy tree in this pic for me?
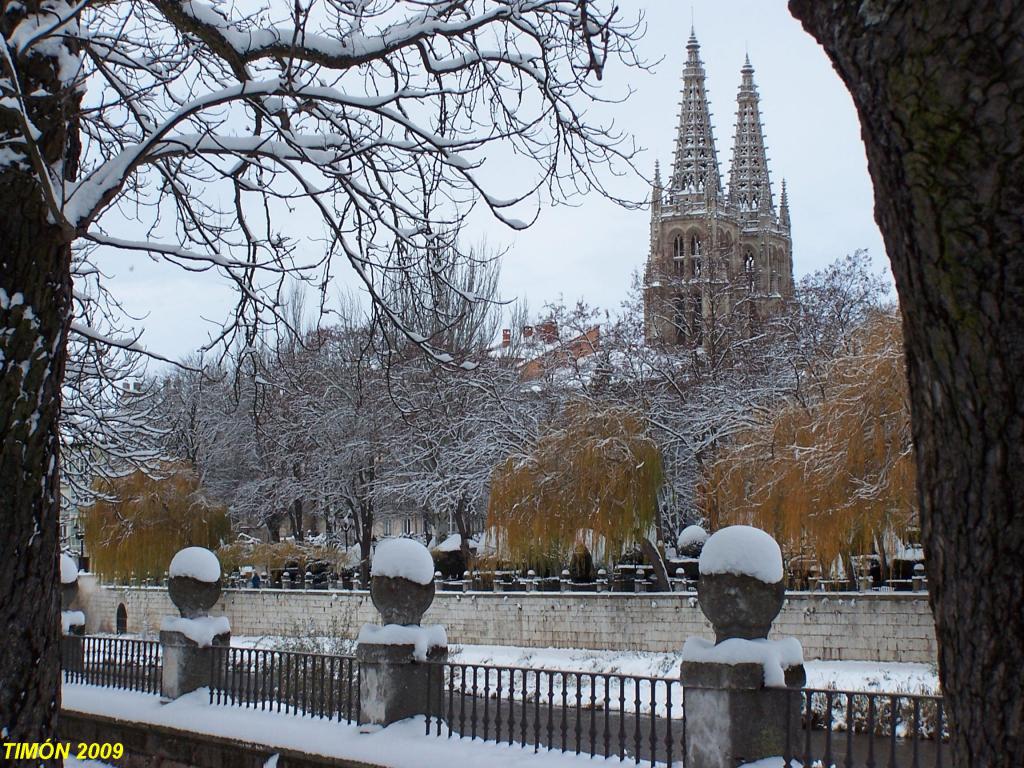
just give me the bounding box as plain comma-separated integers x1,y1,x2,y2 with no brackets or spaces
0,0,646,739
704,311,916,579
487,404,664,581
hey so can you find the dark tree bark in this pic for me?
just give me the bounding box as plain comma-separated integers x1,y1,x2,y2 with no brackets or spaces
789,3,1024,765
0,3,79,748
0,184,71,752
453,492,474,569
289,497,305,542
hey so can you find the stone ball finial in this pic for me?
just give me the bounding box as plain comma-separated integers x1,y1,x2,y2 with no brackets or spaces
60,553,79,610
696,526,785,643
167,547,222,618
370,538,436,625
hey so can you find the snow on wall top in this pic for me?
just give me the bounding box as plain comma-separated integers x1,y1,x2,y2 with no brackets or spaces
169,547,221,583
677,525,708,550
161,616,230,647
372,538,435,585
698,525,783,584
357,623,447,661
60,553,79,584
681,637,803,688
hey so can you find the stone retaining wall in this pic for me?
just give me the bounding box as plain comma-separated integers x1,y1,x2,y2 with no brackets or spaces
75,577,937,664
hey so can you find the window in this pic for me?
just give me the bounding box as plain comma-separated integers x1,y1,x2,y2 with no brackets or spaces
744,251,756,292
382,519,392,537
691,234,702,278
403,517,413,535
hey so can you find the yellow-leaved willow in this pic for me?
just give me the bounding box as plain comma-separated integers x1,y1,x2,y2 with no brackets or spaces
487,404,662,572
703,311,916,576
81,463,230,582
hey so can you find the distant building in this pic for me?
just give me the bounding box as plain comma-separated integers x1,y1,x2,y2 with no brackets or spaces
497,320,601,381
644,30,794,345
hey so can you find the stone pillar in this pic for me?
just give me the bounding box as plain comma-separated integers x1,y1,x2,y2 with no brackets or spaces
358,539,448,727
681,526,805,768
912,563,925,591
159,547,230,700
60,554,85,637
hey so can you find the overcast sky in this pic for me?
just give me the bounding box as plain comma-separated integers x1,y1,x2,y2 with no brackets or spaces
105,0,889,365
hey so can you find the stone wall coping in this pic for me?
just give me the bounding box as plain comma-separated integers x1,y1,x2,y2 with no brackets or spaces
98,585,930,603
60,709,381,768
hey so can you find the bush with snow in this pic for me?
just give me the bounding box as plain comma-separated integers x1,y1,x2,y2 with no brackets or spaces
699,525,783,584
372,538,435,585
60,553,79,584
169,546,221,583
676,525,708,556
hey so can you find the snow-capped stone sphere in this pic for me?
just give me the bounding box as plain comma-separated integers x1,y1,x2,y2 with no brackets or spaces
372,537,435,585
169,546,222,583
699,525,783,584
60,553,79,584
677,525,708,552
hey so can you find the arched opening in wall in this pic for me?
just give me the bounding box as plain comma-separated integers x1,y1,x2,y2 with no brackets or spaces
744,250,756,292
673,235,685,275
689,232,703,278
116,603,127,635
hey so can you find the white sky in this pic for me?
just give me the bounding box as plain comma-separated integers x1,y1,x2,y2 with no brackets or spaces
104,0,888,365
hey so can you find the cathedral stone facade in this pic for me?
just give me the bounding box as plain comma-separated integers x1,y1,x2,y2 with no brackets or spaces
644,31,794,345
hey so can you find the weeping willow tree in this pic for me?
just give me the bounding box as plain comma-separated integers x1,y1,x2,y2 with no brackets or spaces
704,311,916,575
488,405,663,573
81,463,230,581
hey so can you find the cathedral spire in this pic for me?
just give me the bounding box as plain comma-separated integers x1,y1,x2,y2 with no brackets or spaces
779,178,790,228
728,55,774,217
668,30,722,202
648,161,663,265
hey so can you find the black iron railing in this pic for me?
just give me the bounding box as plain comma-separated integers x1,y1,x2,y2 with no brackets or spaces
785,687,948,768
422,662,948,768
60,635,162,695
423,661,684,766
208,646,359,724
61,636,948,767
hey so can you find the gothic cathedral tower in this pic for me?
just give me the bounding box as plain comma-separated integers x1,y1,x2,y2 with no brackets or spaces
644,31,793,345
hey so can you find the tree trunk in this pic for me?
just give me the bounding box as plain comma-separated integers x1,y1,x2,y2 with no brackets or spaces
266,515,282,543
788,4,1024,764
0,175,73,747
638,537,671,592
289,497,304,541
453,493,473,569
1,5,79,747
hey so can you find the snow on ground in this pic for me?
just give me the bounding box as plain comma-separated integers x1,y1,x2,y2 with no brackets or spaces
62,684,622,768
